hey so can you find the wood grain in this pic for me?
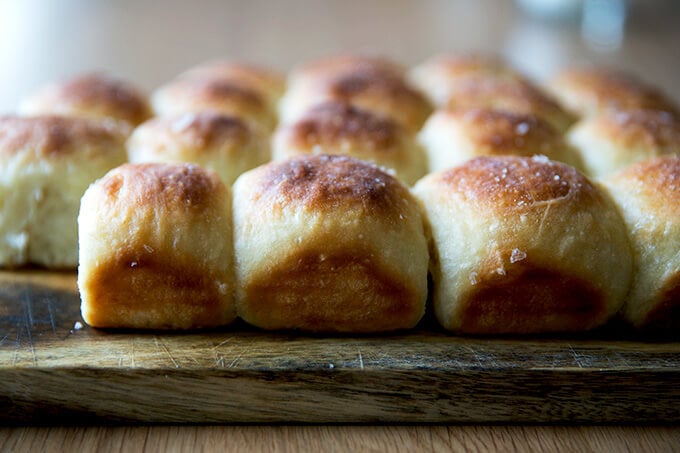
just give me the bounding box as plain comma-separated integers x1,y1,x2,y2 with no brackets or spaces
1,426,679,453
1,270,679,423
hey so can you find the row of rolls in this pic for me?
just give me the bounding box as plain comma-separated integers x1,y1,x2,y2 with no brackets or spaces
0,54,678,334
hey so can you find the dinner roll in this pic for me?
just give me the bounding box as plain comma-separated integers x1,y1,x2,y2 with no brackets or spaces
445,78,576,133
272,101,427,185
549,67,679,117
0,115,128,268
413,155,632,334
280,67,432,133
78,162,236,329
179,60,286,108
418,108,583,172
127,112,270,185
151,78,276,131
18,73,152,127
409,54,525,106
602,156,679,331
233,154,429,332
287,54,405,89
567,109,680,178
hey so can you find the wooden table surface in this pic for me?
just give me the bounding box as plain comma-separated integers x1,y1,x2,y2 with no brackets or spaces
1,425,679,452
2,0,680,450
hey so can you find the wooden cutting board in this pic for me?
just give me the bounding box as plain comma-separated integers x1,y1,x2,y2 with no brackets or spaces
1,270,678,424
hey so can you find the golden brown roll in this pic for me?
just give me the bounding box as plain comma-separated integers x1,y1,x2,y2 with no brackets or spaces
280,66,432,133
233,154,429,332
0,115,128,268
602,156,680,331
567,109,680,178
409,54,525,106
549,67,679,117
287,54,405,89
445,78,576,133
413,155,632,334
418,108,583,172
179,60,286,108
18,72,153,127
78,162,236,329
272,101,427,185
151,77,276,131
127,112,270,185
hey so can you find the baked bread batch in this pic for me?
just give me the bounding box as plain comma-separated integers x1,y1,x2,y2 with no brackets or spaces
1,54,678,335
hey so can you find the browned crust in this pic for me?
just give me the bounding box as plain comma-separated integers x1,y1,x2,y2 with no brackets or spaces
553,67,679,113
587,109,680,152
610,155,680,201
447,78,563,112
283,101,402,151
435,156,593,210
254,155,411,218
417,53,520,79
329,71,429,107
240,251,421,332
156,78,268,111
311,71,432,131
26,72,152,125
100,162,223,212
641,272,680,332
458,263,605,334
134,112,253,149
444,108,566,155
83,249,231,329
445,78,575,127
180,61,285,93
0,115,128,159
292,54,404,83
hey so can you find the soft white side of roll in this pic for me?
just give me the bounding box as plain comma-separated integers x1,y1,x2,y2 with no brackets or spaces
0,116,128,268
602,156,680,330
78,162,236,329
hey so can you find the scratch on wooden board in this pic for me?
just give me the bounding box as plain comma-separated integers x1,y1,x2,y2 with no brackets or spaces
0,333,8,347
45,296,57,334
358,350,365,370
211,337,234,351
568,344,584,369
12,324,20,366
462,345,485,368
130,338,136,368
214,351,225,368
22,291,37,366
228,351,244,368
154,336,179,368
613,351,631,368
23,288,33,328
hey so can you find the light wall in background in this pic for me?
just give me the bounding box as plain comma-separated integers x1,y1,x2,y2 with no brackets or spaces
0,0,678,111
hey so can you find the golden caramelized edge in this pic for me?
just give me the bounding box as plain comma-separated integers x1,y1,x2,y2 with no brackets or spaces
439,108,569,156
0,115,128,159
99,162,225,212
23,72,152,125
552,67,679,113
130,111,254,151
432,155,594,210
278,101,405,151
238,249,424,332
582,109,680,152
251,155,413,219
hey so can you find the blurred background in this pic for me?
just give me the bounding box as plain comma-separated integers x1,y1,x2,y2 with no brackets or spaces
0,0,678,111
